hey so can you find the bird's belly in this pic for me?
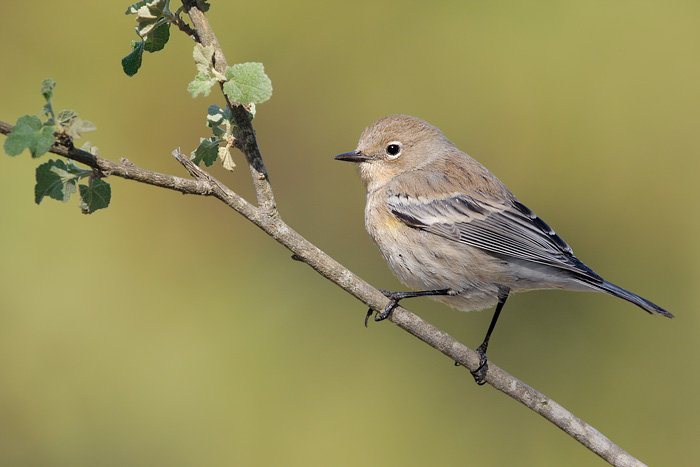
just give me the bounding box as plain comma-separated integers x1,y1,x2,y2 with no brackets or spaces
366,211,506,311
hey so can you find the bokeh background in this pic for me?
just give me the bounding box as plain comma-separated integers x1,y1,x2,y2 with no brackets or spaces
1,1,698,466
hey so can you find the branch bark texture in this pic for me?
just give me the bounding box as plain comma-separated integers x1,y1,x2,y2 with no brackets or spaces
0,4,651,467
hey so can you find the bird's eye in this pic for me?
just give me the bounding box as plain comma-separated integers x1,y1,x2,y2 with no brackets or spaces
386,142,402,159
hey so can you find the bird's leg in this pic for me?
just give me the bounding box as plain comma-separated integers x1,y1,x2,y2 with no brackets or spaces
365,289,454,326
471,289,510,385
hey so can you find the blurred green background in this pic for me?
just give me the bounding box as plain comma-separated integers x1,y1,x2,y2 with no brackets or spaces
1,1,698,466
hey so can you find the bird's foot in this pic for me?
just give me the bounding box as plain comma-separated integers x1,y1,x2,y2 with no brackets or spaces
375,290,403,321
363,290,411,326
364,289,453,326
470,343,489,386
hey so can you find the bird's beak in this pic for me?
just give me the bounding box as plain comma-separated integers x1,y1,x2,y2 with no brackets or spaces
334,151,371,163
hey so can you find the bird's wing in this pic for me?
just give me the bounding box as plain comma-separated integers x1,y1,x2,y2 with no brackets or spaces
387,191,603,282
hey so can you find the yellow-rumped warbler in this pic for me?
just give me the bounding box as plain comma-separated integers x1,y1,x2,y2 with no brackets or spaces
335,114,673,384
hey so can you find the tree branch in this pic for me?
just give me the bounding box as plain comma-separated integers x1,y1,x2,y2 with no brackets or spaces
0,3,651,466
0,122,648,467
184,0,276,213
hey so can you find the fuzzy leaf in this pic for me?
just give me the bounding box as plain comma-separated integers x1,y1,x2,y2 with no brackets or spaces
219,146,235,171
222,62,272,105
79,178,111,214
207,108,224,127
130,0,166,36
41,79,56,102
125,0,148,14
35,159,79,203
188,72,217,98
122,41,145,76
191,137,220,167
56,110,77,127
193,44,215,74
40,79,57,122
80,141,99,155
144,22,170,53
206,104,230,127
4,115,55,157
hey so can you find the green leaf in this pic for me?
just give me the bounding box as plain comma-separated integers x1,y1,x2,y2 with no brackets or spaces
207,105,224,126
144,21,170,53
41,79,56,102
66,118,97,140
132,0,167,36
223,63,273,105
35,159,79,204
206,104,231,127
188,72,217,98
80,141,99,155
124,1,169,74
79,178,111,214
40,79,57,122
63,160,88,176
122,41,145,76
125,0,149,14
126,0,165,21
56,109,77,127
54,110,96,139
219,146,235,171
191,137,220,167
193,44,215,74
4,115,55,157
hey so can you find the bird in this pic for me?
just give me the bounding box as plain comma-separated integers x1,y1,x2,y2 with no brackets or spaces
335,114,673,384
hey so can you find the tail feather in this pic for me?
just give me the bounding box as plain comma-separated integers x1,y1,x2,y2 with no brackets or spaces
597,280,674,318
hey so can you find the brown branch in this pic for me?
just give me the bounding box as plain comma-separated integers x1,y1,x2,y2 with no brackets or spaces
0,121,648,467
183,0,276,214
0,3,651,466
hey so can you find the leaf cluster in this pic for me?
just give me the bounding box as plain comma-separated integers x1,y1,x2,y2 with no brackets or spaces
3,79,108,214
121,2,272,172
122,0,173,76
35,159,110,214
186,43,271,171
187,43,272,106
190,104,238,170
6,1,273,211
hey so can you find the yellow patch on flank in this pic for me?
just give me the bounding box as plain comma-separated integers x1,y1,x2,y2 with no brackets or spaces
382,216,405,235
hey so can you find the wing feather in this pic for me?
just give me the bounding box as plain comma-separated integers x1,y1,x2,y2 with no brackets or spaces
388,192,603,282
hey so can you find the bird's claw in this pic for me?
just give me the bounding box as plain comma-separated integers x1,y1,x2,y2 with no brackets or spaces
375,297,401,321
364,295,401,327
470,344,489,385
364,309,374,327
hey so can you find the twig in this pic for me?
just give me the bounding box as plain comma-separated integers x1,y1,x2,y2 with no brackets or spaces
183,0,276,214
0,121,649,467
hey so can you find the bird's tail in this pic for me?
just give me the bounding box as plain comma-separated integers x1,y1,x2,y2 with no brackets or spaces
597,280,674,318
